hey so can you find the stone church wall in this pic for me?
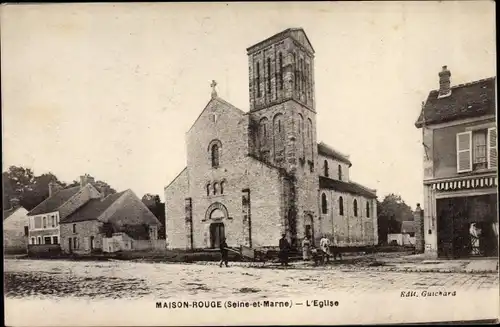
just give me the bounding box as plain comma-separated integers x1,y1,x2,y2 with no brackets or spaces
319,189,378,246
165,168,189,249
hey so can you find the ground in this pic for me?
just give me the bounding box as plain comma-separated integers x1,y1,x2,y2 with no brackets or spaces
4,258,499,300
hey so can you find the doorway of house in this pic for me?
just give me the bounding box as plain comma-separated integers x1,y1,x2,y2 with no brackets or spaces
305,214,314,245
68,238,73,253
210,222,225,249
437,194,498,258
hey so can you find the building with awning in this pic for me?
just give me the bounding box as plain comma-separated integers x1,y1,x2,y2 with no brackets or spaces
415,66,497,259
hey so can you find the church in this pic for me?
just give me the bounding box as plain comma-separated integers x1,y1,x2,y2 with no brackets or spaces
164,28,378,250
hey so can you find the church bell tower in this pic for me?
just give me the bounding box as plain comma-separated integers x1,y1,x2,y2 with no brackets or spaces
246,28,319,247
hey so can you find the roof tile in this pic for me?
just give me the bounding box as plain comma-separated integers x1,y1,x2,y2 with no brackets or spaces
27,186,81,216
319,176,377,198
61,191,127,223
317,142,352,166
415,77,496,127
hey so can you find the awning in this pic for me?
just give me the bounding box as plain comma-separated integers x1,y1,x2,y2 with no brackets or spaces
430,176,498,191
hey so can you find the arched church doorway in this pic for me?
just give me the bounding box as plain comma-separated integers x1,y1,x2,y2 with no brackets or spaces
210,222,225,249
305,214,314,245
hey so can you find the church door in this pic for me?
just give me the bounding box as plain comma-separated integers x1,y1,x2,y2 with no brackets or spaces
305,214,314,245
210,222,225,249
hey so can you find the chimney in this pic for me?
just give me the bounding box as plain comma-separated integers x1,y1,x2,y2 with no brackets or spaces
80,174,96,188
10,198,20,209
48,181,62,197
100,185,109,200
438,65,451,98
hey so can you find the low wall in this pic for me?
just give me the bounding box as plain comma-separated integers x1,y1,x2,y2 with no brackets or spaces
132,239,166,251
27,244,62,257
387,234,415,246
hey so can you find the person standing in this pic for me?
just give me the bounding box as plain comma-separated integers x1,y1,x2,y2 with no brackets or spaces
279,234,290,266
302,236,311,260
320,235,331,263
219,237,229,267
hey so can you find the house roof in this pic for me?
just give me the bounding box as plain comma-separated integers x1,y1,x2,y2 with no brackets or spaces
317,142,352,167
105,197,161,227
61,191,127,223
27,186,81,216
319,176,377,198
415,77,496,128
401,221,415,234
3,207,20,221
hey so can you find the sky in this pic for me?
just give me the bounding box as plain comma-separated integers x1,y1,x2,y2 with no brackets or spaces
1,2,496,208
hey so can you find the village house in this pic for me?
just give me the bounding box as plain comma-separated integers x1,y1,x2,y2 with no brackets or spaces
387,220,416,247
415,66,497,259
27,174,162,254
3,198,29,253
164,28,378,251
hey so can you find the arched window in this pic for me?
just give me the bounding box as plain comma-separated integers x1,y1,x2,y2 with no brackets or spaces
339,197,344,216
220,181,225,195
278,52,284,90
206,184,210,196
366,201,370,218
293,52,298,90
273,113,285,162
353,199,358,217
338,165,343,181
307,118,314,160
211,143,220,168
300,58,304,92
298,114,305,159
213,182,219,195
323,160,329,177
305,62,310,100
321,193,328,214
267,57,272,95
256,61,261,98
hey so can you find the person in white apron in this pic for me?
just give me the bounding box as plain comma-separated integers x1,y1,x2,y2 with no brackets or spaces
302,237,311,260
319,235,331,263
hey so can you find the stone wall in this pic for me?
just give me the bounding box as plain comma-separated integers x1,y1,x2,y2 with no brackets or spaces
165,169,189,249
319,189,377,247
318,154,350,182
414,203,425,253
60,220,103,254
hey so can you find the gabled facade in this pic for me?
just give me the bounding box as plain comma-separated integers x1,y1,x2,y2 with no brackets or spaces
164,28,378,250
27,177,100,246
3,198,29,253
26,174,161,254
59,189,161,254
415,66,497,258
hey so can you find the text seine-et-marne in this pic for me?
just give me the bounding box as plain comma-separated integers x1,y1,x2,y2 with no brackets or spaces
156,300,338,309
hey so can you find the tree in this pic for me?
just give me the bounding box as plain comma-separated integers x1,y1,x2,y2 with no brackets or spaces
2,166,63,210
377,193,414,245
25,172,63,210
142,193,166,239
93,180,117,195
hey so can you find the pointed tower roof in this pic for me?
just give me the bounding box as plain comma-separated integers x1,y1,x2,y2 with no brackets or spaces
246,28,315,55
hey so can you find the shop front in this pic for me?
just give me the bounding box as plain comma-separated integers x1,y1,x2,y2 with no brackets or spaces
423,175,498,259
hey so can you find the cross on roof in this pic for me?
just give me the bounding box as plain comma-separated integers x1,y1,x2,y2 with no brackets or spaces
211,80,217,98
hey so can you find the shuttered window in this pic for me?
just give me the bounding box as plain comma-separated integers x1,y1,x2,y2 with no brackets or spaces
487,127,497,169
456,131,472,173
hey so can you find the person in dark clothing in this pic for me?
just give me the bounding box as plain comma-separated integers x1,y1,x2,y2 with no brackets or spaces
279,234,290,266
219,238,229,267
